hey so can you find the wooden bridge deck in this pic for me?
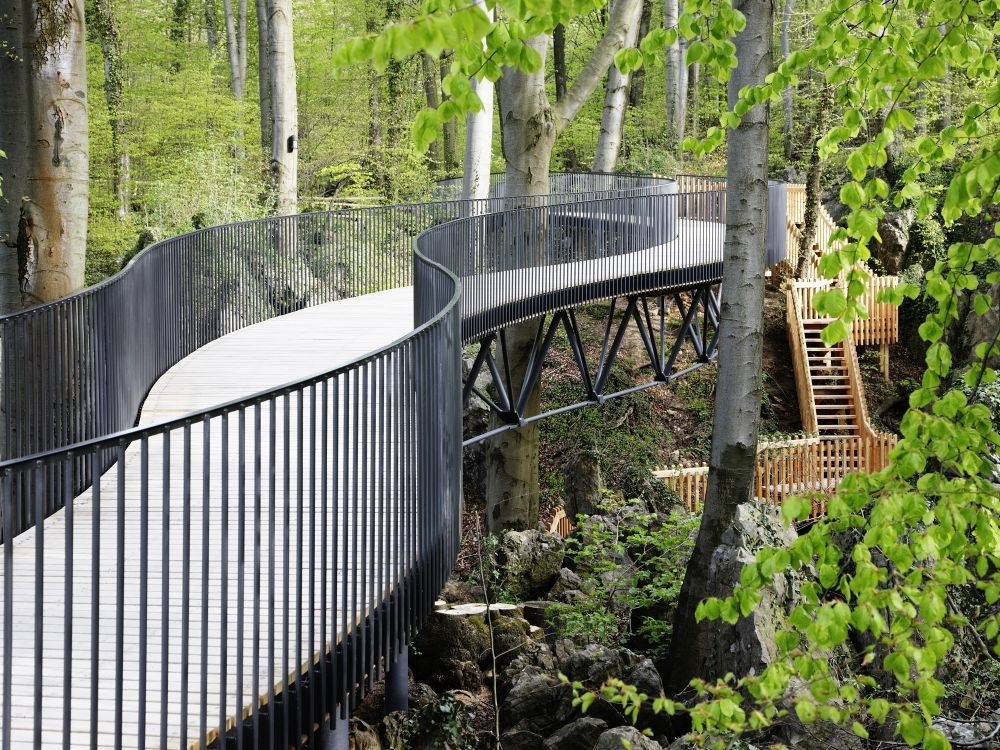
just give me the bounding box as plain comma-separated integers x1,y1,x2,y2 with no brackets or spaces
0,219,727,748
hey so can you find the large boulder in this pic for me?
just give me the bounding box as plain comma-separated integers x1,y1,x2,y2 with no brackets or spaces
499,672,575,744
498,529,566,600
542,717,609,750
874,208,916,274
594,726,663,750
564,447,603,519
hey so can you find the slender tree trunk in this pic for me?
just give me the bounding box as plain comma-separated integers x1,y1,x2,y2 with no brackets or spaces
267,0,296,215
421,53,443,170
487,0,641,532
796,89,830,276
668,0,772,694
937,24,952,130
223,0,248,98
462,0,494,202
594,0,643,172
553,23,568,102
664,0,681,145
781,0,793,159
688,61,700,140
441,58,458,171
92,0,131,220
256,0,271,155
675,40,689,144
205,0,219,52
628,0,653,107
170,0,190,42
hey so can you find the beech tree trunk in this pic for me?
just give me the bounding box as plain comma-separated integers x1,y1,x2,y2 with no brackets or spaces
688,61,700,140
92,0,131,219
441,58,458,171
205,0,219,52
421,53,443,170
223,0,248,98
628,0,653,107
0,0,32,313
664,0,683,145
2,0,89,309
594,0,644,172
553,24,568,102
781,0,794,159
267,0,296,215
256,0,272,154
668,0,773,694
462,0,494,202
487,0,642,532
797,89,830,276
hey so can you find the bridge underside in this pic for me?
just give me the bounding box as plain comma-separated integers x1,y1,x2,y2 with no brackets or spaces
464,284,721,445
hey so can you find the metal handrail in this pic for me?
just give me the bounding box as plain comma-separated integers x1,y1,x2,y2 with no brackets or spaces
2,172,793,749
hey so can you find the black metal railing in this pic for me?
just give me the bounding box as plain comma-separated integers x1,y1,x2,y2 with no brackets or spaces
0,173,788,749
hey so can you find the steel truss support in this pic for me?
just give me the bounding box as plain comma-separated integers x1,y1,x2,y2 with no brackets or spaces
463,284,721,446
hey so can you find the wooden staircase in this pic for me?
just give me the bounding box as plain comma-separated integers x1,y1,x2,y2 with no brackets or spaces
801,318,859,435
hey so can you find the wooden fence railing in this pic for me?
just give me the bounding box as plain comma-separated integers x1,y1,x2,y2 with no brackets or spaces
651,433,897,516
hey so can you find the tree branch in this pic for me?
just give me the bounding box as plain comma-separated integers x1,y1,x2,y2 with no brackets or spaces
552,0,643,135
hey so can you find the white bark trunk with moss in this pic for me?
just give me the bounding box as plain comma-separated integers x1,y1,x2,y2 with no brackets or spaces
267,0,296,215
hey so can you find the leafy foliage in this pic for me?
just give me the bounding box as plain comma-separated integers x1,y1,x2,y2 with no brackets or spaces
548,497,698,659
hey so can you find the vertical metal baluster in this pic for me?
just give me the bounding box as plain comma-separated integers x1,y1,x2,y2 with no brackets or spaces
161,431,171,749
200,417,211,747
220,412,230,747
181,423,192,749
237,407,246,750
62,458,73,750
295,390,304,747
282,393,291,748
268,398,276,746
113,442,125,750
139,437,149,750
2,468,11,750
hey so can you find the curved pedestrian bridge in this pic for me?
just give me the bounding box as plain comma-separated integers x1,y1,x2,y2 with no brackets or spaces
0,174,789,748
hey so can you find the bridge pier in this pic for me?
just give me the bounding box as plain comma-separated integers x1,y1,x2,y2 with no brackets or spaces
315,718,350,750
387,644,409,712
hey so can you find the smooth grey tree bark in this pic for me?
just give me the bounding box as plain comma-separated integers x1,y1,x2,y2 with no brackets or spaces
0,0,32,313
421,53,444,170
223,0,248,98
205,0,219,52
667,0,773,693
628,0,653,107
462,0,494,202
553,23,568,102
781,0,794,159
267,0,296,215
487,0,642,532
92,0,131,219
255,0,272,154
593,0,644,172
663,0,687,144
3,0,89,309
